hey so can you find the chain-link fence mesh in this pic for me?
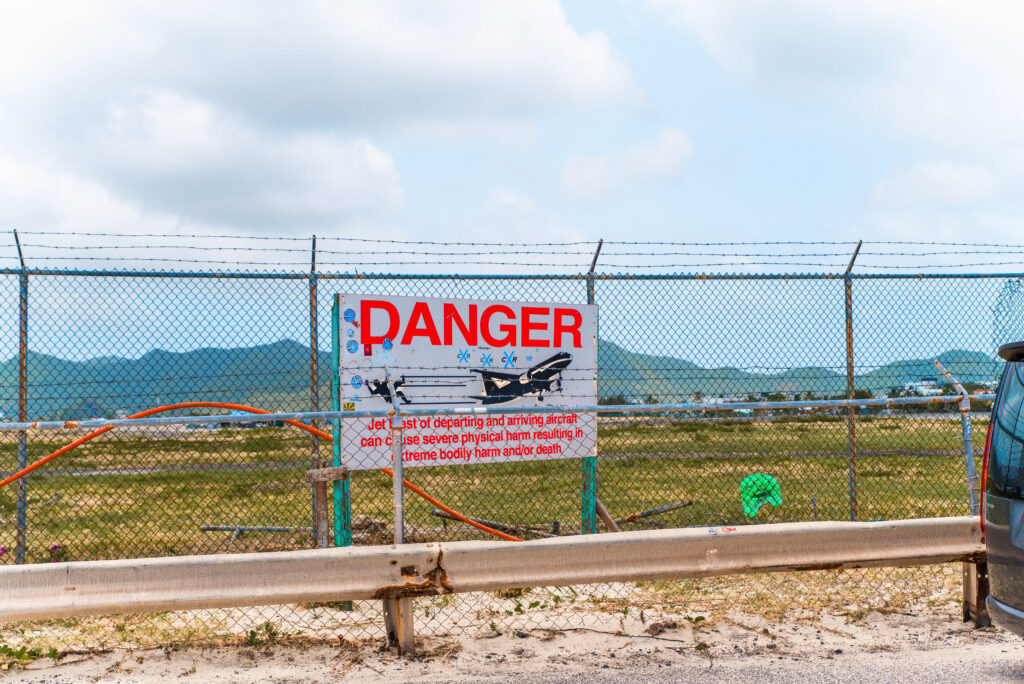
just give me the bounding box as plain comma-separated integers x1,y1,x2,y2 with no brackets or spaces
0,265,1009,651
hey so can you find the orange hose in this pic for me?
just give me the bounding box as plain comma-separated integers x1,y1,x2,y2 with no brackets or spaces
0,402,522,542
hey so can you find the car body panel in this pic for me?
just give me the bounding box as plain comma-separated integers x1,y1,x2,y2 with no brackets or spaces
986,349,1024,635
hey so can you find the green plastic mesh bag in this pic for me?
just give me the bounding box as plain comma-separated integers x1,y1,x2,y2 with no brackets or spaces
739,473,782,518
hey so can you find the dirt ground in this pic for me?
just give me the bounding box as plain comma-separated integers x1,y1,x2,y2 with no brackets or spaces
4,603,1020,683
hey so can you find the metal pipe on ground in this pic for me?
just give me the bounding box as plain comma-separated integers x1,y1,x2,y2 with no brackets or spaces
430,509,557,538
614,500,692,525
595,497,620,533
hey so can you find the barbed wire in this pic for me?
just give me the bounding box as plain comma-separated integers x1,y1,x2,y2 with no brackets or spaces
10,232,1024,273
14,232,1024,249
860,249,1024,256
16,230,310,241
17,231,600,247
19,243,313,253
865,240,1024,248
856,261,1024,270
15,244,858,257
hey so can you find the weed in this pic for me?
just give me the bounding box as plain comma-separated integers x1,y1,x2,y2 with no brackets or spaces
0,643,44,670
244,622,279,647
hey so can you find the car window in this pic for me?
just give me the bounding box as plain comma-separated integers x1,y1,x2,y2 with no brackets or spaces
993,362,1024,494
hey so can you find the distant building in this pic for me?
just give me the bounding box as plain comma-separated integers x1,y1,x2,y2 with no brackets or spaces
903,377,943,396
60,400,108,421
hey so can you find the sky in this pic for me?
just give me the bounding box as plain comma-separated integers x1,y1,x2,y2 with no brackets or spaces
3,1,1024,264
1,2,1024,365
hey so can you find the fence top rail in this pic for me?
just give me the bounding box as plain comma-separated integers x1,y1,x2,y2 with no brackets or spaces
2,267,1024,281
0,394,993,432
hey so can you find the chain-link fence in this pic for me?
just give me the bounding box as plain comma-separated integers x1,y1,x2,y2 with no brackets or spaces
0,248,1015,650
0,397,983,647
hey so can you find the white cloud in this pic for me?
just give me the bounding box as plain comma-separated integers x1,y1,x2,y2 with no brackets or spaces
648,1,1024,249
561,128,692,197
871,162,1000,208
0,2,634,139
0,1,635,234
0,154,184,240
858,209,965,244
647,1,1024,153
475,189,592,265
86,91,402,229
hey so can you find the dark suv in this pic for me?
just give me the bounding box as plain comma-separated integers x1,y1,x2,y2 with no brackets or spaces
983,341,1024,633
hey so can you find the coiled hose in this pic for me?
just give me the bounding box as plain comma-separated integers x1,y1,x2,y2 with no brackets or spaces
0,402,522,542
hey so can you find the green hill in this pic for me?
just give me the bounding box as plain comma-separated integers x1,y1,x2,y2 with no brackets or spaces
0,340,999,419
598,340,997,400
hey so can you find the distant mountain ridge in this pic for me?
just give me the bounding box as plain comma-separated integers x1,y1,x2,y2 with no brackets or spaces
0,339,1000,419
597,340,997,400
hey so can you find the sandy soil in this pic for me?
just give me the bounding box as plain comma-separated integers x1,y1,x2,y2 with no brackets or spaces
5,603,1019,683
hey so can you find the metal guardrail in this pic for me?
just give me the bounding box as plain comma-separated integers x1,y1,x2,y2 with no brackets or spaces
0,516,982,652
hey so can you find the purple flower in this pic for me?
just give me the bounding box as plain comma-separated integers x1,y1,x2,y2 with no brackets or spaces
49,544,62,551
0,546,6,555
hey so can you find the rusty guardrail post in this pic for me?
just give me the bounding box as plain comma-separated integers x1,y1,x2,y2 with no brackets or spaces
382,370,415,653
844,241,861,521
13,230,28,564
962,558,991,627
935,359,991,627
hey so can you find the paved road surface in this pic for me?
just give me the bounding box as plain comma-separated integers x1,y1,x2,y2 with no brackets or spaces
438,640,1024,683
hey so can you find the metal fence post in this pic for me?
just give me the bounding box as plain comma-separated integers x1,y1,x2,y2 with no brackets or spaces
331,295,352,549
309,236,329,547
933,359,991,626
329,296,354,614
844,241,861,522
388,373,406,545
934,360,980,514
582,240,602,534
383,371,414,653
960,399,979,515
14,230,28,565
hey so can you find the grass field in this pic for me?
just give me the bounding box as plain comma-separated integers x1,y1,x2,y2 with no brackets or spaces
0,414,980,565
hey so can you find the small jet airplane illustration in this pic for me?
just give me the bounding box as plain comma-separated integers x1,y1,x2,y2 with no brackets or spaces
365,376,410,405
365,375,475,405
471,351,573,405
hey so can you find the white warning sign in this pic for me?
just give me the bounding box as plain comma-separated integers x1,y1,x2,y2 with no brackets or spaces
338,293,597,470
